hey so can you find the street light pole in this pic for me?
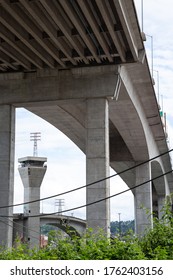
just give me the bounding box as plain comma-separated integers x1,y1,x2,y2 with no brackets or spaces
118,213,121,235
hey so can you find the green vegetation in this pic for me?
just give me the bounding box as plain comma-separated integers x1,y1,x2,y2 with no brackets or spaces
110,220,134,236
0,229,145,260
40,220,135,237
0,197,173,260
41,224,60,236
139,197,173,260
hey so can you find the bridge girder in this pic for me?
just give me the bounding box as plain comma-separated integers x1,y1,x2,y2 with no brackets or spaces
0,0,144,72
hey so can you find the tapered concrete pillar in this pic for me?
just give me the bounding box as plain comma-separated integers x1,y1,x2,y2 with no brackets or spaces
134,162,153,235
86,98,110,235
0,105,15,247
18,157,47,248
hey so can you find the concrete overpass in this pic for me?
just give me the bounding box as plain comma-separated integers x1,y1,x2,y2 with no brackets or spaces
0,0,173,247
13,214,86,242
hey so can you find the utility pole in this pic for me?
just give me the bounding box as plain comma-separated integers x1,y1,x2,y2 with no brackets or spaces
30,132,41,157
141,0,144,32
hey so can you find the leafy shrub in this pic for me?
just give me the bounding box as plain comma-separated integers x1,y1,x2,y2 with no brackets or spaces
139,196,173,260
0,195,172,260
0,229,145,260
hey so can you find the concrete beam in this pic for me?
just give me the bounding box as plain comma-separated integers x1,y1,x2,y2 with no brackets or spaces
0,66,119,106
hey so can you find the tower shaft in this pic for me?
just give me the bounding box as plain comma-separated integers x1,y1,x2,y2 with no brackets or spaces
18,156,47,248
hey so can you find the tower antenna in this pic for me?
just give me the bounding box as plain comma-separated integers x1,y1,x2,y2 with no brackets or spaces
30,132,41,157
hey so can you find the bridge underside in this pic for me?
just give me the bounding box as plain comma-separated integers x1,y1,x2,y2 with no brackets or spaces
0,0,144,72
23,61,172,189
0,61,172,247
19,61,172,235
0,0,172,247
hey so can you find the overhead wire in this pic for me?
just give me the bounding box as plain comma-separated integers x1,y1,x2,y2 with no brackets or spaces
0,148,172,210
0,215,108,245
0,166,172,244
0,217,41,243
26,168,173,218
0,147,172,248
0,168,172,218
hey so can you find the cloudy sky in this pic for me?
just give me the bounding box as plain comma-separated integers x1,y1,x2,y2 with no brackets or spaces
13,0,173,222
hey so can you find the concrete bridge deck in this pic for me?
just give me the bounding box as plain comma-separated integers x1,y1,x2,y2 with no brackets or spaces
0,0,143,71
13,213,86,241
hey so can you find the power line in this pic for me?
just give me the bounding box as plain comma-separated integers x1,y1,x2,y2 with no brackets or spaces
28,169,173,218
0,148,172,210
1,169,172,218
1,147,171,241
12,217,45,242
1,216,53,244
0,216,109,245
0,217,41,243
0,218,13,229
1,168,172,243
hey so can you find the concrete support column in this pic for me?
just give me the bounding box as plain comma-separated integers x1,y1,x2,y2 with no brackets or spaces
134,162,153,235
0,105,15,247
86,98,110,235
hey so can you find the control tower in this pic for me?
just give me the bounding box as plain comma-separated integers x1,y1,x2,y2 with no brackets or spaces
18,135,47,248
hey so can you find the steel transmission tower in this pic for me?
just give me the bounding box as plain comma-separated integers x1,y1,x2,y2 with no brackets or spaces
55,199,65,215
30,132,41,157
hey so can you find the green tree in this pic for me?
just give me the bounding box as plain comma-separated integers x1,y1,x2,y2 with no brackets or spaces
41,224,60,236
110,220,134,236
